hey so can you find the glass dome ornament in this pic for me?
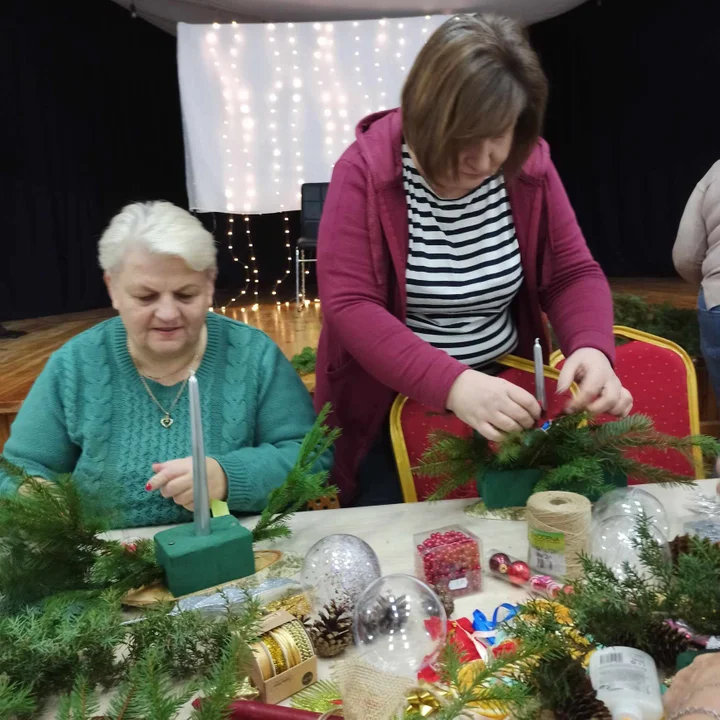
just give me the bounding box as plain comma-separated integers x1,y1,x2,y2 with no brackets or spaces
301,534,382,612
590,514,670,581
592,487,670,538
353,573,447,678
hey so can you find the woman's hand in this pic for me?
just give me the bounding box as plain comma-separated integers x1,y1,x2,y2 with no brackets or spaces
147,457,228,511
557,347,633,416
446,369,542,442
663,653,720,717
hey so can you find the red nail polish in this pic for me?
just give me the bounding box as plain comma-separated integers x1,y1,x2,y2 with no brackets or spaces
145,483,152,491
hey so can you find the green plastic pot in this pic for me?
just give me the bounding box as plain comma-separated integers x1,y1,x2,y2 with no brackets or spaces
478,468,629,509
478,468,544,510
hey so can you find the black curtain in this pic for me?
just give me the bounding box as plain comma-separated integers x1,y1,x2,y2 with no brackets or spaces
1,0,186,320
529,0,720,277
0,0,302,322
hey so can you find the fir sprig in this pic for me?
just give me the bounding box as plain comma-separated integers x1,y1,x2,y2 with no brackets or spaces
0,592,125,704
422,431,491,501
252,403,339,543
405,634,541,720
416,412,712,502
0,465,113,611
0,676,36,720
291,347,317,375
56,676,101,720
125,594,262,680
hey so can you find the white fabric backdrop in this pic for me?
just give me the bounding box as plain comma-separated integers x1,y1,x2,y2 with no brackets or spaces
178,15,447,214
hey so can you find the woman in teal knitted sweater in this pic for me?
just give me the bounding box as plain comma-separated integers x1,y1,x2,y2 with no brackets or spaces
0,201,331,528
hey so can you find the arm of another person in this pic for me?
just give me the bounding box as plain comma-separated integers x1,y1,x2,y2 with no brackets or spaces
673,166,716,285
0,352,80,492
318,159,468,411
210,343,333,513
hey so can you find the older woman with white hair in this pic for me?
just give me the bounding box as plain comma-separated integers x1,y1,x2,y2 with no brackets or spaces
0,201,330,527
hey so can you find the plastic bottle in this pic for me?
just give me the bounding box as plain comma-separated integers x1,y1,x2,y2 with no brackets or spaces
588,646,664,720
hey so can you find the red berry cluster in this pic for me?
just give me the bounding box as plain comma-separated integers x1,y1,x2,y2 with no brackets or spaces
416,530,481,595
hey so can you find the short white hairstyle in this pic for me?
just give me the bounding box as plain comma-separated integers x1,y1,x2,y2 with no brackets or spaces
98,201,217,273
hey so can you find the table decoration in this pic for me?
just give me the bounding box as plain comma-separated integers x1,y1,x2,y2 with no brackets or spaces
416,412,716,509
300,533,381,658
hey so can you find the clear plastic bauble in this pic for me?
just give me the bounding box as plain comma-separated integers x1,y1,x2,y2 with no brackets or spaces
301,534,382,612
592,487,670,537
590,514,670,581
353,573,447,678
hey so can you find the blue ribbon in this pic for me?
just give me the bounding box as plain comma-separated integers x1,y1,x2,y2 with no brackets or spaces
472,604,518,645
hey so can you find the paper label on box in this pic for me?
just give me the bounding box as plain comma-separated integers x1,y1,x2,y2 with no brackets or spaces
448,577,468,591
528,528,565,576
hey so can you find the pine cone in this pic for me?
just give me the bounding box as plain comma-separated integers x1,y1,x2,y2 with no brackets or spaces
303,600,353,658
670,533,720,565
365,593,410,635
432,584,454,618
554,662,611,720
645,619,690,672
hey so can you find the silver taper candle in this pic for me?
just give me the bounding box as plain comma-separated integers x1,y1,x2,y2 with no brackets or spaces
533,338,547,412
188,373,211,536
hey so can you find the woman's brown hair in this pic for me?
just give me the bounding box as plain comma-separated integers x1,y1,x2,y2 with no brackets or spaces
401,14,548,186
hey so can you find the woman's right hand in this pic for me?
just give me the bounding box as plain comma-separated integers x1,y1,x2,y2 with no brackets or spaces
446,369,542,442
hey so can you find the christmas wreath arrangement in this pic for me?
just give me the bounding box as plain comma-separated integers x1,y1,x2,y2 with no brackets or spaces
416,412,718,509
0,407,338,719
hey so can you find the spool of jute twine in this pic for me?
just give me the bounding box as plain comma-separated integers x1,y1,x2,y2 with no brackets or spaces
526,491,592,580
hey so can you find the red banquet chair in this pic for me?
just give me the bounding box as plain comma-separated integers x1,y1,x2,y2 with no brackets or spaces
549,326,703,482
389,355,571,503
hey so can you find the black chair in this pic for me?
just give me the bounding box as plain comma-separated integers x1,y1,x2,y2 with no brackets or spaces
295,182,329,308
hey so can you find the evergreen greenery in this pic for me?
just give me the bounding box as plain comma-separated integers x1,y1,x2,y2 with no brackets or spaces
611,293,700,358
0,590,262,717
53,634,250,720
0,459,164,612
417,413,717,502
0,407,338,716
252,403,340,543
560,514,720,655
290,346,317,375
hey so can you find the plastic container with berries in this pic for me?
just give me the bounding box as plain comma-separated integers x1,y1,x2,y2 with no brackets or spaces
414,525,483,598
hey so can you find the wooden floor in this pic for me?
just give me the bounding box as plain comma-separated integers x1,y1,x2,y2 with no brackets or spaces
0,278,705,448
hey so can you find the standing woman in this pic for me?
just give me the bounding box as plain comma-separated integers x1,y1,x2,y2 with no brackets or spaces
673,160,720,409
315,14,632,506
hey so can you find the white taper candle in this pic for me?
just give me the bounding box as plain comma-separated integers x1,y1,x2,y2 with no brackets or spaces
533,338,547,412
188,373,211,536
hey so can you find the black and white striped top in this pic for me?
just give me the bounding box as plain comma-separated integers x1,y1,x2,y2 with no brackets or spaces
403,145,524,368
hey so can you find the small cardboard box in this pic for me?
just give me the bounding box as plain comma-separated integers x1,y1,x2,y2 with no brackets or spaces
249,610,318,704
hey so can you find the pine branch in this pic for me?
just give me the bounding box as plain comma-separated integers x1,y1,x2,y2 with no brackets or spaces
125,646,198,720
0,593,125,705
192,635,250,720
252,404,339,543
416,431,491,501
56,676,100,720
90,538,163,594
0,474,113,611
0,676,36,720
125,593,262,681
290,347,317,375
417,633,542,720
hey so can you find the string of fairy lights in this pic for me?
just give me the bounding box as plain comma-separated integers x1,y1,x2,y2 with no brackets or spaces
207,14,437,310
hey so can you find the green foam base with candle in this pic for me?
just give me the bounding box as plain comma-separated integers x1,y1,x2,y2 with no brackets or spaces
154,515,255,597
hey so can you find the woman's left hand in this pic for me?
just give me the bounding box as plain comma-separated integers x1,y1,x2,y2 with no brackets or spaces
557,347,633,416
146,457,228,511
